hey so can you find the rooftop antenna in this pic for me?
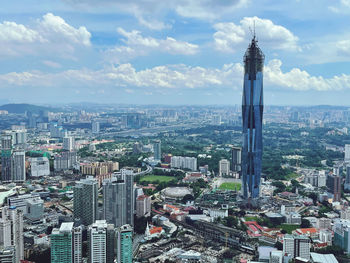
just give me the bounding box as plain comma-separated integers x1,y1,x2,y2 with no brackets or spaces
249,20,256,42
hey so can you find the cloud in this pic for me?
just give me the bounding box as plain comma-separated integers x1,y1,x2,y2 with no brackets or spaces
329,0,350,13
0,13,91,58
265,59,350,91
213,16,300,53
1,60,350,93
63,0,248,29
105,28,199,63
336,40,350,56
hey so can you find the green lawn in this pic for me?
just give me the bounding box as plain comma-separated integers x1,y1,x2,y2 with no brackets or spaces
244,216,259,221
278,224,299,234
140,175,175,183
219,182,241,191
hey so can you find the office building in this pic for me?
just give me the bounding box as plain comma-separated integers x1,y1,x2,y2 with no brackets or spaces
345,144,350,163
63,137,75,151
219,159,230,176
51,222,82,263
30,157,50,177
51,222,73,263
50,123,67,138
345,165,350,190
80,161,119,176
11,151,25,182
117,224,133,263
54,151,78,171
88,220,115,263
231,146,241,173
334,219,350,253
1,206,24,262
73,177,98,226
241,35,264,199
103,172,134,228
283,234,310,260
170,156,197,171
318,170,327,188
73,226,83,263
136,195,151,218
327,174,341,202
1,134,12,182
8,193,40,214
153,140,161,161
26,198,44,222
92,121,100,134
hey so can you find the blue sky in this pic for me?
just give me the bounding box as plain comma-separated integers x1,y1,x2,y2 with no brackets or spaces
1,0,350,105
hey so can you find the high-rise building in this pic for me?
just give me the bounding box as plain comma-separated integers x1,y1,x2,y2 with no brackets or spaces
327,174,341,202
334,219,350,253
87,220,115,263
283,234,310,260
103,172,134,228
63,137,75,151
51,222,82,263
345,165,350,190
30,157,50,177
135,195,151,218
219,159,230,176
73,177,98,226
11,151,26,182
231,146,242,173
51,222,73,263
170,156,197,171
1,206,24,262
345,144,350,163
73,226,83,263
153,140,161,161
92,121,100,134
54,151,78,171
241,36,264,199
1,134,12,182
116,224,133,263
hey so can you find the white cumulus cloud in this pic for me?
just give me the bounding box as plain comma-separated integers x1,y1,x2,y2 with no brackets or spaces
0,13,91,58
213,16,300,53
105,28,199,63
1,60,350,93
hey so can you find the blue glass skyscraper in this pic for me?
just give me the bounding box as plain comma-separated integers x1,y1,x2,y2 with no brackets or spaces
241,36,264,199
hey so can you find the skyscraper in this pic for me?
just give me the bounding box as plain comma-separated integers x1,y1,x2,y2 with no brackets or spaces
153,140,161,161
87,220,115,263
11,150,26,182
103,171,134,228
63,136,75,151
231,146,242,173
92,121,100,134
116,224,133,263
345,144,350,163
1,134,12,182
73,176,98,226
1,206,24,262
327,173,341,202
51,222,73,263
241,36,264,199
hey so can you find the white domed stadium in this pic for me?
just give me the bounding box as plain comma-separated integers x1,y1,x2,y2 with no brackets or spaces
161,187,193,202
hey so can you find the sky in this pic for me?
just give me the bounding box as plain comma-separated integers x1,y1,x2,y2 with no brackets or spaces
1,0,350,105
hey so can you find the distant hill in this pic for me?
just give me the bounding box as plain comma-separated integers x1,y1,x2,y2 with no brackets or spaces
0,104,58,114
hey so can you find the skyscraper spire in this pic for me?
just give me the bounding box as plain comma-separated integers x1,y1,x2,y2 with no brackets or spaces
241,35,265,200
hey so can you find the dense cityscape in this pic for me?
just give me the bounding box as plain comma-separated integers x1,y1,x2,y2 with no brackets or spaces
2,48,350,261
2,1,350,263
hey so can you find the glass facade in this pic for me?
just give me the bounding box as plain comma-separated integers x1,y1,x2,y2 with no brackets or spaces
241,37,264,199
